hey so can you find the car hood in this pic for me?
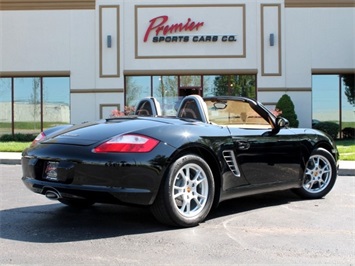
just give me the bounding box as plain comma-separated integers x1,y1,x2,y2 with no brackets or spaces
42,117,172,146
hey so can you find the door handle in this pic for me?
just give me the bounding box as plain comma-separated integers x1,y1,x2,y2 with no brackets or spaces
236,141,250,150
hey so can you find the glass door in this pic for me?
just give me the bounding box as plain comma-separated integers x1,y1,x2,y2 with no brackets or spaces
178,75,203,97
178,87,202,97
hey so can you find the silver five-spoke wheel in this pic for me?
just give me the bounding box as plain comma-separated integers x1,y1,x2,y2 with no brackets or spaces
302,154,332,194
295,148,337,199
151,154,215,227
172,163,209,218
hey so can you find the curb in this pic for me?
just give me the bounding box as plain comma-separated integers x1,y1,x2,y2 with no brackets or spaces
0,159,22,165
339,169,354,176
0,152,22,165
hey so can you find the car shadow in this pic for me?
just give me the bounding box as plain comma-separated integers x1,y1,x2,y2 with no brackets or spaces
207,189,303,221
0,203,167,243
0,190,304,243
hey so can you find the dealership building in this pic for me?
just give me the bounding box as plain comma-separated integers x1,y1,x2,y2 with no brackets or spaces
0,0,354,136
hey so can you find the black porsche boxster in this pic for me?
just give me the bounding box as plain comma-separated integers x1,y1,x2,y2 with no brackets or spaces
22,95,339,227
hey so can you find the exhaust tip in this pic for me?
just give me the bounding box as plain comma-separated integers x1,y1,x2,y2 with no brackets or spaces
45,190,61,200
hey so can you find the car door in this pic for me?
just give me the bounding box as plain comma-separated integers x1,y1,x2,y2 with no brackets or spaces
229,126,301,185
222,98,302,186
204,96,302,187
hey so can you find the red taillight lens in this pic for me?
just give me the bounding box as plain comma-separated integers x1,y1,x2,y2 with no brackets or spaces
31,132,46,147
93,134,159,153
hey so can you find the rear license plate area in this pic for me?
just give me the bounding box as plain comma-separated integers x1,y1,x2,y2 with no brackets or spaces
42,160,75,183
43,161,59,181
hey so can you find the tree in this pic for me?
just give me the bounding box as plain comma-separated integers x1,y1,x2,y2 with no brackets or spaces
341,74,355,106
275,94,299,128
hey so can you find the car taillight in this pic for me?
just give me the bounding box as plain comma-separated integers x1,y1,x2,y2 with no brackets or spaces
93,134,159,153
31,132,46,147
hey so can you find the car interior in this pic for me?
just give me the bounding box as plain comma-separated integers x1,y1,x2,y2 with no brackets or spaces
134,94,270,128
176,95,209,123
135,97,162,116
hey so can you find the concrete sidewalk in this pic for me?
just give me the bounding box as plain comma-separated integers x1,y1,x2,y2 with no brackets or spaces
0,152,354,176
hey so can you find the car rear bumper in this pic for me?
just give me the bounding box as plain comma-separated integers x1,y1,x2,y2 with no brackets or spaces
22,176,156,206
21,149,168,206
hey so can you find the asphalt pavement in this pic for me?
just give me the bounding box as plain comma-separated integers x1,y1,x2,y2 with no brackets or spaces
0,152,354,176
1,164,354,264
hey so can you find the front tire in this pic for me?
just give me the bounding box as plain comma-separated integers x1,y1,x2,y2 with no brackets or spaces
151,154,215,227
295,148,337,199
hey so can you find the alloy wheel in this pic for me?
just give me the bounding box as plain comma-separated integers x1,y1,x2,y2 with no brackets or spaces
172,163,209,218
302,154,332,194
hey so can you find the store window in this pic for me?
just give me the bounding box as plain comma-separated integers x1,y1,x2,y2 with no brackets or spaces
0,78,12,135
204,75,256,98
153,76,178,115
14,78,41,134
43,77,70,130
341,75,355,138
312,74,355,139
0,76,70,136
125,74,256,115
125,76,151,107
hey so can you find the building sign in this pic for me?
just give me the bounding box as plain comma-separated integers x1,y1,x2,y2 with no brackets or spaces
144,16,205,42
135,5,245,58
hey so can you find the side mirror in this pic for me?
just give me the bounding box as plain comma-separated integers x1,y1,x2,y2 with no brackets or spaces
277,117,289,128
269,117,289,135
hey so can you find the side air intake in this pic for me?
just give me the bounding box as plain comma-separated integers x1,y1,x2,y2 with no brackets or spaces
223,150,241,177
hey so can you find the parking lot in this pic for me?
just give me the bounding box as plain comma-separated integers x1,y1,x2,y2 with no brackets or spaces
1,164,354,265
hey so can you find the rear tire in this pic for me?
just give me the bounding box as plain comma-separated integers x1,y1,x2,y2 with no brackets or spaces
294,148,337,199
151,154,215,227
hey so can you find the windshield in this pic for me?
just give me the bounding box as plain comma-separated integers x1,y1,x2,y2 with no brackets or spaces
204,99,271,128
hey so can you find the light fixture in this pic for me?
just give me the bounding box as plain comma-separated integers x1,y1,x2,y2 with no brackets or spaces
107,35,112,48
269,33,275,46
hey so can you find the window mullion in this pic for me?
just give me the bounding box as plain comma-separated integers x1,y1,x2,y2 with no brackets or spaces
11,77,14,136
40,77,43,132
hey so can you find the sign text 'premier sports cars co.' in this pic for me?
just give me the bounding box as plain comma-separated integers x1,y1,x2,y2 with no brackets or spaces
144,16,238,43
135,5,245,58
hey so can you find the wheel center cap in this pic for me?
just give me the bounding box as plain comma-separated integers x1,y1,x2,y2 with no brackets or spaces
186,187,191,193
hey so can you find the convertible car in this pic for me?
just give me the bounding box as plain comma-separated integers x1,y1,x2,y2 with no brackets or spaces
21,95,339,227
